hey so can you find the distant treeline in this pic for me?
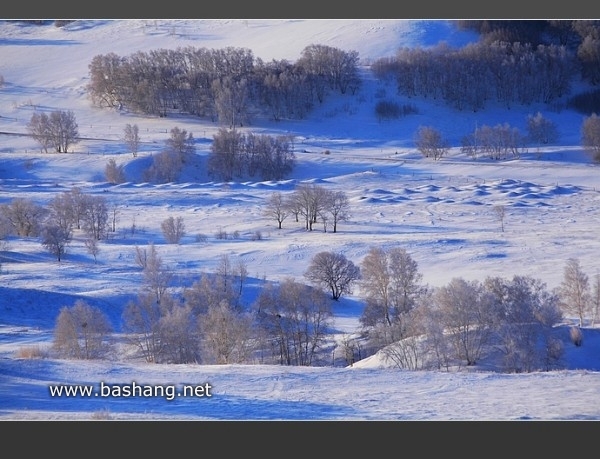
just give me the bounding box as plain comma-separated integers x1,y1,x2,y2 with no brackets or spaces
87,44,361,124
372,20,600,112
86,21,600,120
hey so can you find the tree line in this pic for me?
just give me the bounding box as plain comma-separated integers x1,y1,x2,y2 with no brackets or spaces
372,41,575,111
48,239,600,373
374,20,600,113
3,181,597,371
86,44,360,124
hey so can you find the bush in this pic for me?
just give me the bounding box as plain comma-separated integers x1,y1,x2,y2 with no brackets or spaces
375,100,401,121
569,326,583,347
15,344,48,359
375,100,418,121
161,216,185,244
53,300,113,359
105,158,127,184
195,233,208,243
215,227,228,240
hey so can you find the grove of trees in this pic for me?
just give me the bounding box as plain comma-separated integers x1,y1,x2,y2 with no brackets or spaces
87,44,360,123
208,128,296,181
27,110,79,153
46,242,592,373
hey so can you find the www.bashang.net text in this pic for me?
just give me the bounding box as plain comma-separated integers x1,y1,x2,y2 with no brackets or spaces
48,381,213,402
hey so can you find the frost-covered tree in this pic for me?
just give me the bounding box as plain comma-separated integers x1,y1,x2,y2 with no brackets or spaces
53,300,113,360
415,125,449,160
161,216,185,244
0,198,48,237
123,123,140,157
526,112,559,150
27,110,79,153
581,113,600,161
359,246,425,331
105,158,127,184
40,222,72,261
558,258,591,327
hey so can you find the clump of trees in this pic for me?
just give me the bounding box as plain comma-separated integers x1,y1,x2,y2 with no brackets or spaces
208,128,296,181
359,246,427,349
526,112,559,150
415,126,449,160
87,44,360,123
280,184,350,232
0,187,112,262
354,245,565,373
53,299,113,359
123,247,254,365
143,126,196,183
161,216,185,244
43,232,595,373
105,158,127,184
374,100,418,121
254,277,333,366
372,38,575,111
27,110,79,153
461,122,525,160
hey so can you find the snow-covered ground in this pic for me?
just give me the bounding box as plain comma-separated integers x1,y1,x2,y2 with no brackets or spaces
1,19,600,421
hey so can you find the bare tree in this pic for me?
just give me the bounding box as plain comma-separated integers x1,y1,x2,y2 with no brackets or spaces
84,237,100,263
558,257,591,327
67,187,88,230
254,278,332,366
157,301,200,364
82,195,108,240
581,112,600,162
48,192,75,234
123,123,141,157
140,243,173,306
27,112,53,153
40,222,72,261
161,215,186,244
415,125,449,160
198,300,255,364
105,158,126,184
493,204,506,232
289,183,327,231
234,257,249,299
325,190,350,233
109,203,119,233
304,251,361,300
526,112,559,151
433,277,495,366
359,246,425,335
264,191,289,229
28,110,79,153
53,299,113,359
165,126,195,163
0,198,47,237
50,110,79,153
122,291,164,363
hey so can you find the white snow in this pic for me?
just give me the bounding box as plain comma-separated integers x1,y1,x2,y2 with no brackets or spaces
1,19,599,421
